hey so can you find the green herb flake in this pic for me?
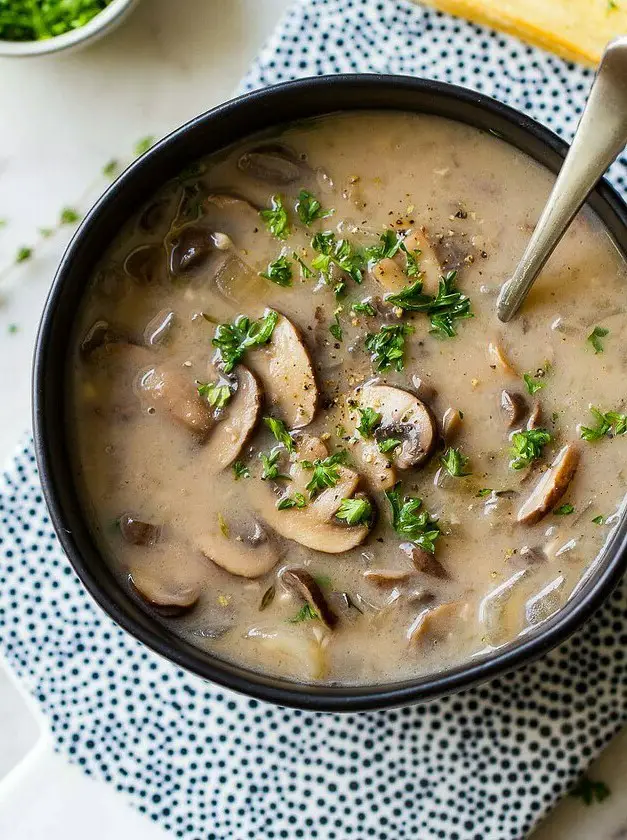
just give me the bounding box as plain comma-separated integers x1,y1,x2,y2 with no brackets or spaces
592,515,606,525
351,300,376,316
39,227,54,238
295,189,332,226
264,416,295,453
336,496,372,525
102,159,119,179
510,428,552,470
212,310,278,373
588,326,610,354
477,488,493,498
385,483,440,554
260,255,293,287
569,775,611,806
292,251,313,278
386,270,472,338
197,381,231,408
580,407,627,441
288,603,319,623
16,246,32,263
377,437,402,454
329,314,343,342
366,229,403,262
277,492,308,510
356,406,382,439
60,207,81,225
554,503,575,515
259,448,291,482
300,450,349,498
260,194,290,240
217,512,229,538
440,447,471,477
365,323,413,372
403,245,422,277
311,230,365,285
232,461,251,480
523,372,547,395
134,136,155,157
313,574,332,588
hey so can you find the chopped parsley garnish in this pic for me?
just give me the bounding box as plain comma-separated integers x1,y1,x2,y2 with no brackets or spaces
523,372,547,395
292,252,313,278
16,246,32,263
196,381,231,408
134,136,155,157
385,277,431,311
102,159,119,179
311,231,365,286
212,310,278,373
232,461,250,480
300,450,349,498
569,775,611,806
260,194,290,239
289,603,319,623
356,406,382,438
377,437,402,454
264,416,295,453
440,447,471,477
510,428,552,470
366,229,403,261
60,207,81,225
295,190,332,225
277,492,307,510
336,496,372,525
385,483,440,554
587,326,609,354
554,503,574,515
386,270,472,338
259,448,290,481
329,313,343,342
260,255,292,287
403,245,422,277
365,323,413,372
351,300,376,316
217,512,229,538
580,407,627,441
592,515,606,525
477,488,493,498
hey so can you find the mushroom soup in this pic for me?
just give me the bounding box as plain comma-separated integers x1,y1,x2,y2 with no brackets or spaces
70,112,627,684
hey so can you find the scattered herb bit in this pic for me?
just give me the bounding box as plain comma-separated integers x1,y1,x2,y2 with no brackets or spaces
608,0,619,10
569,775,611,806
523,372,547,395
0,219,6,228
259,585,276,611
277,492,308,510
300,450,349,498
554,503,575,515
102,159,119,179
510,428,552,470
232,461,250,480
365,323,413,372
351,300,376,316
289,603,319,623
366,229,403,261
329,313,343,342
580,407,627,441
587,326,609,354
402,245,422,277
39,227,54,238
264,416,295,453
295,189,332,225
259,447,290,482
335,424,347,437
385,484,440,554
440,447,471,477
217,593,230,607
292,251,313,278
16,246,32,263
260,255,293,287
311,231,365,286
60,207,81,225
426,271,473,338
212,310,278,373
260,194,290,239
134,136,155,157
592,515,606,525
477,488,493,498
7,323,18,335
356,407,382,439
385,277,431,311
196,381,231,408
336,496,372,525
0,1,113,41
377,437,402,454
217,512,229,538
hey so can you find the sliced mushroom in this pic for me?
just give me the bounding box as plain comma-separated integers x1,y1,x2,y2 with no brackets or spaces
138,364,213,436
197,515,281,578
80,319,125,358
309,466,360,522
237,143,301,184
129,569,199,616
357,383,437,470
517,444,580,526
442,407,463,444
488,339,518,377
168,225,214,275
400,542,448,579
371,257,408,293
500,390,528,428
202,365,262,469
138,198,170,234
119,513,161,546
401,228,443,296
281,568,338,628
363,568,413,586
84,341,153,418
351,438,397,492
124,244,163,283
245,625,327,680
246,313,318,429
526,401,543,431
407,600,469,644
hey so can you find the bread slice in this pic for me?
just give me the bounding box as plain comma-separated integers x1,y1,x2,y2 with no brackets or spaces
416,0,626,66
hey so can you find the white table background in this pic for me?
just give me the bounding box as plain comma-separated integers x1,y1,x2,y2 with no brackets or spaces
0,1,626,837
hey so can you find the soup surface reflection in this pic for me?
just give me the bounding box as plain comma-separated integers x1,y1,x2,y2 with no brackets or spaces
71,112,627,684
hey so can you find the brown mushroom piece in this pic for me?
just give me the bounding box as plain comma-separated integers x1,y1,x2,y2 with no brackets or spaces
129,569,200,617
196,515,281,578
124,244,163,283
246,313,318,429
526,401,543,431
80,319,126,358
168,225,214,276
407,600,469,644
202,365,263,470
517,443,580,526
401,228,443,296
237,143,302,184
500,390,528,428
119,514,161,546
138,364,214,437
400,542,448,579
441,407,463,444
363,569,413,586
281,568,338,629
359,383,438,470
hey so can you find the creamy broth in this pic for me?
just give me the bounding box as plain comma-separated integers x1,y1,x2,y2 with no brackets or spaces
70,112,627,685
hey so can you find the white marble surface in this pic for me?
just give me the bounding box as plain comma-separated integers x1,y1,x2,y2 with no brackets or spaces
0,1,624,837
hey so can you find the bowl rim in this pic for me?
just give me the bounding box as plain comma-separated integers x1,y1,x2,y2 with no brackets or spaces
33,73,627,711
0,0,138,57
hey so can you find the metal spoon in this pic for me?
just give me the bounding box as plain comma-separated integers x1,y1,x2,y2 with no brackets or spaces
497,37,627,323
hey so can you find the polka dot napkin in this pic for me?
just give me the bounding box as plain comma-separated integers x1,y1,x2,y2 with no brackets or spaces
2,2,627,838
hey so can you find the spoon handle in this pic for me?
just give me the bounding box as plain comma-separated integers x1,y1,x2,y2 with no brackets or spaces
497,37,627,323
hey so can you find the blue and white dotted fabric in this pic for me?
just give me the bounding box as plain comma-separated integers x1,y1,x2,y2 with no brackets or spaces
2,2,627,838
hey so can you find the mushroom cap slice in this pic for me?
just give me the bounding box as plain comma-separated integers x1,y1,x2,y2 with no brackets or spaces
308,466,360,522
517,444,580,526
197,515,281,578
371,257,408,293
352,438,397,492
281,568,338,628
203,365,262,470
247,313,318,429
401,228,442,296
357,383,437,470
407,600,470,644
500,390,528,429
119,514,161,546
400,542,449,579
138,364,214,436
129,569,200,617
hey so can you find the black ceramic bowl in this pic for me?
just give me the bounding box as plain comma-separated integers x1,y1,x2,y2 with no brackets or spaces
33,75,627,711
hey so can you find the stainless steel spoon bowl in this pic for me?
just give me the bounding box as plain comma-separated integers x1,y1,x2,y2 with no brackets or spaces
497,37,627,322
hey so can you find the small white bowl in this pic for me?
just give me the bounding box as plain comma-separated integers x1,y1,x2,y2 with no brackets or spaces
0,0,141,58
